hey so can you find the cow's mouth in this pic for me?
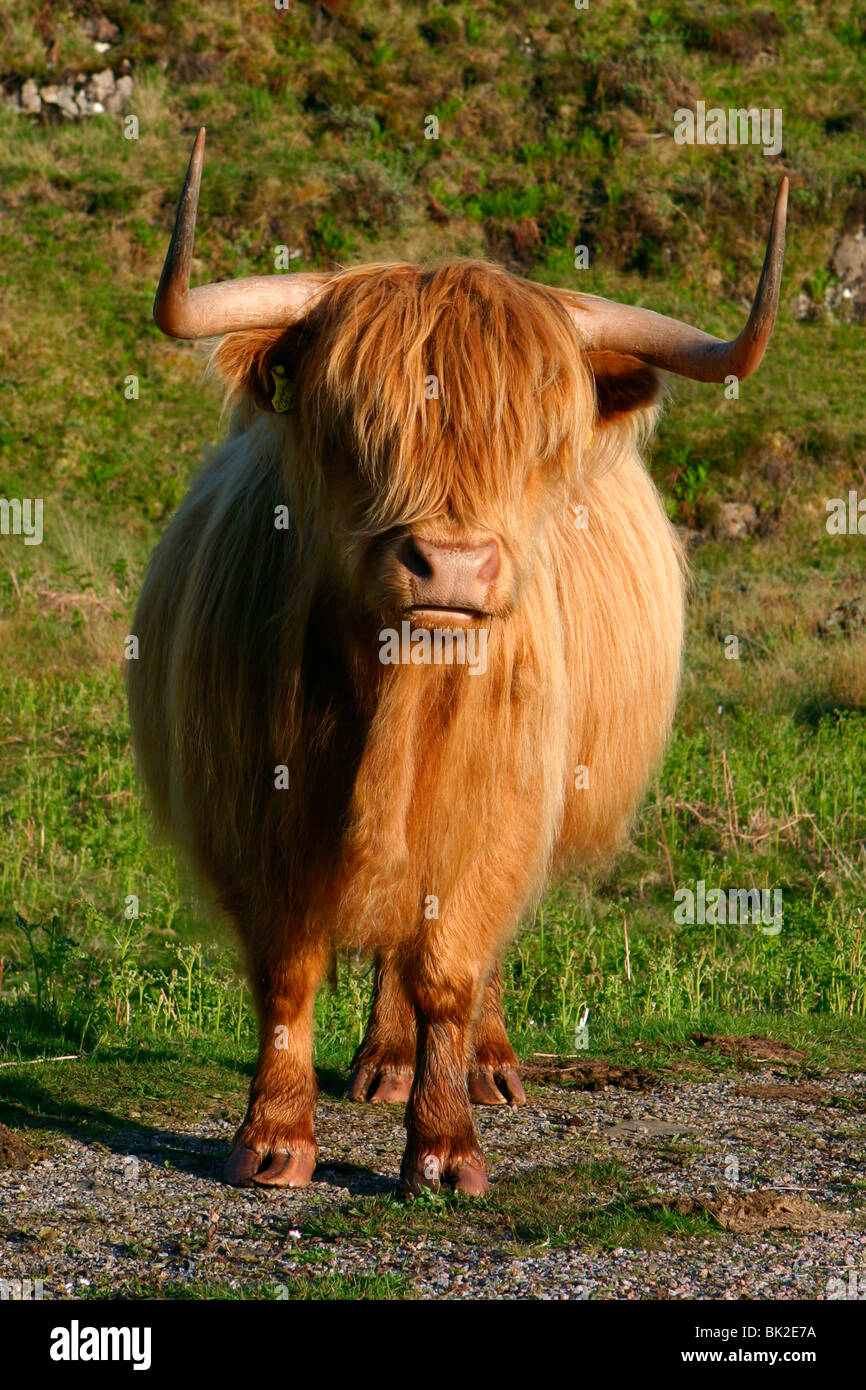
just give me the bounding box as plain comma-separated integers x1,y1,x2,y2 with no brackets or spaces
403,605,490,624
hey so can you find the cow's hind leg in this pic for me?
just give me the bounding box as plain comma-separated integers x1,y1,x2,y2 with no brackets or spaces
468,965,526,1106
224,928,328,1188
345,950,416,1104
348,956,525,1107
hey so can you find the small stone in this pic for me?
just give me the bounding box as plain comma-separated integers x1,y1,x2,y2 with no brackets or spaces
81,15,121,43
41,83,79,118
88,68,116,102
104,74,133,114
21,79,41,114
793,290,818,321
712,501,759,541
830,226,866,323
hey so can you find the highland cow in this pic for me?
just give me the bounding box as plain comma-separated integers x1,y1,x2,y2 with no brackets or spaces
128,130,787,1194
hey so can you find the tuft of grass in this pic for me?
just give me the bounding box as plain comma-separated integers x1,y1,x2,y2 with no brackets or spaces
77,1273,412,1300
300,1162,721,1253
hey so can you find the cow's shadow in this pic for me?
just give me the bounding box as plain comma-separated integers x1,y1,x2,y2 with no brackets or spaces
0,1057,399,1198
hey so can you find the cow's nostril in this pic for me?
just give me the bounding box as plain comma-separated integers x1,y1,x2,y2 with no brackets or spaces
397,536,434,580
476,540,500,583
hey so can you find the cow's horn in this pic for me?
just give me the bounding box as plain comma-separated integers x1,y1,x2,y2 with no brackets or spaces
154,128,329,339
557,178,788,382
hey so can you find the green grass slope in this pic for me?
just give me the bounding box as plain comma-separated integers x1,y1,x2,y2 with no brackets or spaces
0,1,864,1071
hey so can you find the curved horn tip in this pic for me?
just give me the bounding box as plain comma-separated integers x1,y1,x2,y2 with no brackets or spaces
187,127,206,180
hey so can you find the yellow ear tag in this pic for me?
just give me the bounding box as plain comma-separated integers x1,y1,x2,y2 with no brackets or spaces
271,365,295,413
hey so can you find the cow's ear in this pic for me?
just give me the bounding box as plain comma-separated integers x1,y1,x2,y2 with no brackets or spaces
586,351,663,425
211,328,302,413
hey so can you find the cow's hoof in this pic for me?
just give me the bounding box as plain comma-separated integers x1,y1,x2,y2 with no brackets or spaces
345,1064,413,1104
468,1063,526,1107
401,1150,489,1197
223,1144,316,1188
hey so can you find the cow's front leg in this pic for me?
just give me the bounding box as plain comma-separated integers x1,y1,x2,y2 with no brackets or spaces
345,950,416,1104
224,933,327,1188
400,961,489,1196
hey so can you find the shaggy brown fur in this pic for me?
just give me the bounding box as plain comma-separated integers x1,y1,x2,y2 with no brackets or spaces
128,260,684,1193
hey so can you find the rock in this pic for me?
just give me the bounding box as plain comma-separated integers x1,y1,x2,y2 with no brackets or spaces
104,74,133,115
21,79,41,114
830,226,866,323
41,84,79,118
87,68,116,102
793,290,819,321
712,501,759,541
81,15,121,44
6,69,131,121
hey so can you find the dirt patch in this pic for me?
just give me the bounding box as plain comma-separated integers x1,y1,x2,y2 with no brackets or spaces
690,1034,806,1063
523,1056,656,1091
0,1123,38,1170
736,1083,825,1102
643,1190,847,1234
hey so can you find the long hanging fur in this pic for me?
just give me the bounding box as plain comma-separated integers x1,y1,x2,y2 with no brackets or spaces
128,258,683,1014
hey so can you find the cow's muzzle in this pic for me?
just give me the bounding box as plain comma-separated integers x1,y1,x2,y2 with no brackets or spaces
396,535,500,619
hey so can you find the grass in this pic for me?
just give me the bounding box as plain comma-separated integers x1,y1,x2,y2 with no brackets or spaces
1,1,865,1160
77,1273,413,1300
298,1161,721,1253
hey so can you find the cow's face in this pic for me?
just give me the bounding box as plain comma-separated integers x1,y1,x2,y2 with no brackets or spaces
157,133,785,628
217,263,661,626
159,133,785,626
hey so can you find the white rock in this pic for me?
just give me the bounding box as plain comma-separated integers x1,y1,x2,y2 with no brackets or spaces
88,68,116,101
105,74,133,115
41,84,80,118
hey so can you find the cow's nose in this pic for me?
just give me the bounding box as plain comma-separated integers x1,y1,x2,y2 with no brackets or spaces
397,536,501,612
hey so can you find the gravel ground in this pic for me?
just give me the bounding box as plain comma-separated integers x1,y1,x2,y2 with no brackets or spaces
1,1070,864,1300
